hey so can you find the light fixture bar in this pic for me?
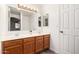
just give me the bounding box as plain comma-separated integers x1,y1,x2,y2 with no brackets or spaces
17,4,38,13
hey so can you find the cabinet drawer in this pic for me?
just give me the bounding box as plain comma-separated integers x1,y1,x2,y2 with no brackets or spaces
3,45,23,54
36,36,43,41
2,39,22,48
44,34,50,38
24,37,35,43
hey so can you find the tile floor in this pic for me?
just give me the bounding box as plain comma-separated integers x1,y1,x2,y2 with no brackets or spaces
40,50,56,54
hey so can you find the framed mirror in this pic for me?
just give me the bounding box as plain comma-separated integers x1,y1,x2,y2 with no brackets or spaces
8,7,21,31
43,14,48,26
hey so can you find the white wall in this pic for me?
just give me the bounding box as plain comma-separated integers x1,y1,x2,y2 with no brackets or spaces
0,5,9,53
42,5,60,53
0,5,1,53
0,5,8,41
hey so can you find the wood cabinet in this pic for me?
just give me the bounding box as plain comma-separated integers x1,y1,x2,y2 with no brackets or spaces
2,39,23,54
23,37,35,54
2,34,50,54
3,45,23,54
35,36,43,53
43,34,50,49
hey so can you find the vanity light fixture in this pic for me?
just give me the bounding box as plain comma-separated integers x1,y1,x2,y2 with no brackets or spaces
17,4,38,13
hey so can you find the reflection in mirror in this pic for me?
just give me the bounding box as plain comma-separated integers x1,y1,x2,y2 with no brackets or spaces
21,12,31,31
38,16,41,27
8,7,21,31
43,14,48,26
10,17,20,31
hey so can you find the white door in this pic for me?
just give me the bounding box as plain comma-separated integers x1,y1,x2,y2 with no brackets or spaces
59,5,70,53
75,37,79,54
68,5,75,54
59,5,75,54
75,6,79,53
63,5,69,52
59,5,64,53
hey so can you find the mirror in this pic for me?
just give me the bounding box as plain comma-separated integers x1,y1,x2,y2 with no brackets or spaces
8,7,21,31
21,11,31,31
8,6,38,32
38,16,41,27
43,14,48,26
21,11,37,32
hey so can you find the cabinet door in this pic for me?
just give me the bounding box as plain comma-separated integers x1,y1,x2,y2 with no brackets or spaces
23,37,35,54
43,35,50,49
2,39,23,54
2,39,22,48
24,43,34,54
3,45,23,54
35,36,43,53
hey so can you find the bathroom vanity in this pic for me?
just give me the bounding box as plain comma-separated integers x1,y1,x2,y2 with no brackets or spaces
2,34,50,54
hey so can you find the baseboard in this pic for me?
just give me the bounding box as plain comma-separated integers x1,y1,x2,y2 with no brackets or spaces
49,48,60,54
49,48,71,54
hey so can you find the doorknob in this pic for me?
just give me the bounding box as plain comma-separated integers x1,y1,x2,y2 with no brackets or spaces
60,31,63,33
